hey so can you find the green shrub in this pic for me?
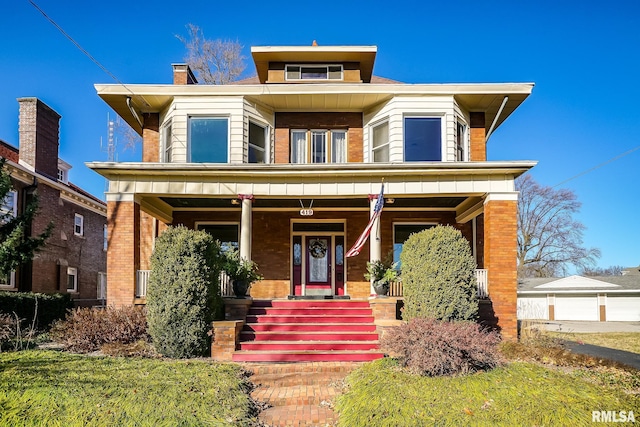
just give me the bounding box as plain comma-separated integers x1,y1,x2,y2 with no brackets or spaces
146,226,224,358
400,225,478,321
382,318,502,376
49,306,149,353
0,291,72,330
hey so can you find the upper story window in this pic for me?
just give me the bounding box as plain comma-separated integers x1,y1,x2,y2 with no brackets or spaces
74,213,84,236
103,224,108,251
162,121,173,162
285,65,343,81
291,129,346,164
456,122,467,161
57,160,70,184
189,117,228,163
57,169,67,183
0,271,15,288
404,117,442,162
371,121,389,162
249,121,267,163
1,190,17,220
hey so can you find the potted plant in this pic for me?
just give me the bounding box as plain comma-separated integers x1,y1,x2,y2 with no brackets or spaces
364,254,399,297
223,249,263,298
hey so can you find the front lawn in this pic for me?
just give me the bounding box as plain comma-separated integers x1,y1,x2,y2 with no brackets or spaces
336,358,639,426
0,350,258,426
548,332,640,354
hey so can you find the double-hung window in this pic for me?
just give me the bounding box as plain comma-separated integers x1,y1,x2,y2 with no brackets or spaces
290,130,347,164
371,121,389,162
248,121,267,163
456,122,467,161
162,121,173,162
393,223,436,268
189,117,229,163
67,267,78,292
0,190,17,221
74,213,84,236
404,117,442,161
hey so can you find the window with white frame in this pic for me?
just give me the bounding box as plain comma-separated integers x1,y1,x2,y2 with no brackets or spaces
393,223,437,268
248,121,267,163
189,117,229,163
103,224,108,251
285,64,343,81
456,122,467,161
74,213,84,236
371,121,389,162
97,272,107,300
0,271,15,288
196,223,239,253
404,117,442,161
290,129,347,164
1,190,17,221
57,168,67,183
162,121,173,162
67,267,78,292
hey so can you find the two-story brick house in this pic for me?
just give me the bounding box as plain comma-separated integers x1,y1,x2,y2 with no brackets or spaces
89,45,535,341
1,98,107,306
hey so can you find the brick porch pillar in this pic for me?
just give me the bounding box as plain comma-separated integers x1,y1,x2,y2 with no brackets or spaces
483,193,518,340
106,199,140,307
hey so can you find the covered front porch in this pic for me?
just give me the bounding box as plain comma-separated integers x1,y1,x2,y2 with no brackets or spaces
90,161,530,338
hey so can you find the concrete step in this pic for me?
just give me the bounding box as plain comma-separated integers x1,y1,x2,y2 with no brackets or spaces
240,331,379,341
244,323,376,332
239,340,380,351
248,307,373,316
251,299,371,309
246,314,375,323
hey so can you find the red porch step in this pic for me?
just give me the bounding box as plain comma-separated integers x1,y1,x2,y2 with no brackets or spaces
232,299,385,363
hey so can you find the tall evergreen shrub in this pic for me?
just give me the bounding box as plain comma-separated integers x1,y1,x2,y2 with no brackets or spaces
146,226,224,358
400,225,478,321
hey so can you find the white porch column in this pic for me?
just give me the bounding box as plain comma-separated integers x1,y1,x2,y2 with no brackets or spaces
238,194,253,260
369,193,382,295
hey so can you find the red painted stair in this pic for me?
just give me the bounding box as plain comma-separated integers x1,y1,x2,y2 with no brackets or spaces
232,299,385,363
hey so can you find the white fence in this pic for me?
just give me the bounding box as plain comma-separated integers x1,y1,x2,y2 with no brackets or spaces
389,269,488,298
136,270,234,298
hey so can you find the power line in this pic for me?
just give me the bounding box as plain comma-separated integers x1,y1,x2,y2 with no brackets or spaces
553,143,640,188
28,0,150,108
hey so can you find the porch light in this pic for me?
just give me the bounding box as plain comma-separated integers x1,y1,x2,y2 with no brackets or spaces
231,199,240,205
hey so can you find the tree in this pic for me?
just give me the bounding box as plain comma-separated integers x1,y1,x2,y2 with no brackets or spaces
517,174,600,278
176,24,246,85
0,159,53,281
580,265,624,276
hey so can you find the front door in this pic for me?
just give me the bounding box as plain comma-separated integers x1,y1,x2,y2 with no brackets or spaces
305,236,332,296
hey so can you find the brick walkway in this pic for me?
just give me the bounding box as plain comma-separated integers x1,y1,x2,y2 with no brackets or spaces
243,362,363,427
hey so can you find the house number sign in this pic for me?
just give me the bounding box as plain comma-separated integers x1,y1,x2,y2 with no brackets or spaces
299,209,314,216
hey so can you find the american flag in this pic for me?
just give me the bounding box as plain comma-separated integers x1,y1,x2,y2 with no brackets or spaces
345,183,384,258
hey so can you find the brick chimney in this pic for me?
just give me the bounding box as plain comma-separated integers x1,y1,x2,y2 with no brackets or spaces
172,64,198,85
18,98,61,179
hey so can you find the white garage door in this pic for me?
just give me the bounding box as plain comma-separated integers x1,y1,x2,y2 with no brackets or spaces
517,297,549,320
606,296,640,321
554,296,598,321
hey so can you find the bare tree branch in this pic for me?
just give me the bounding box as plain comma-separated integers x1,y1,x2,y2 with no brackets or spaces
516,174,600,278
176,24,246,85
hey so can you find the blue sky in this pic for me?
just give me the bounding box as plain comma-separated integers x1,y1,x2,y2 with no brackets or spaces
1,0,639,270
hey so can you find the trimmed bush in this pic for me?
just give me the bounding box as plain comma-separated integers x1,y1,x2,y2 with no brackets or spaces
382,318,503,376
146,226,224,358
49,306,148,353
0,291,72,330
400,225,478,321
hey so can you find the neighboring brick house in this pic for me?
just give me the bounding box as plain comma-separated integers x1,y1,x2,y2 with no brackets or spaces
1,98,107,306
89,45,536,340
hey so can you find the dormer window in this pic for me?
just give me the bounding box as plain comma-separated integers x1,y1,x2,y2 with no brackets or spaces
57,168,67,183
285,65,343,81
57,159,71,184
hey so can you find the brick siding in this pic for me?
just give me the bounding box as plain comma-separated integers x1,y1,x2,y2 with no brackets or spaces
142,113,160,162
107,201,140,307
483,199,518,340
470,112,486,162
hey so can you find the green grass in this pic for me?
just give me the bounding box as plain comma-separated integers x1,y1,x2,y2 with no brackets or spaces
336,358,639,427
548,332,640,354
0,350,258,427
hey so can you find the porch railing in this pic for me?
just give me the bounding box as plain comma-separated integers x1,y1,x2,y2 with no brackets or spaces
136,270,150,298
388,269,489,298
135,270,235,298
135,268,490,299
